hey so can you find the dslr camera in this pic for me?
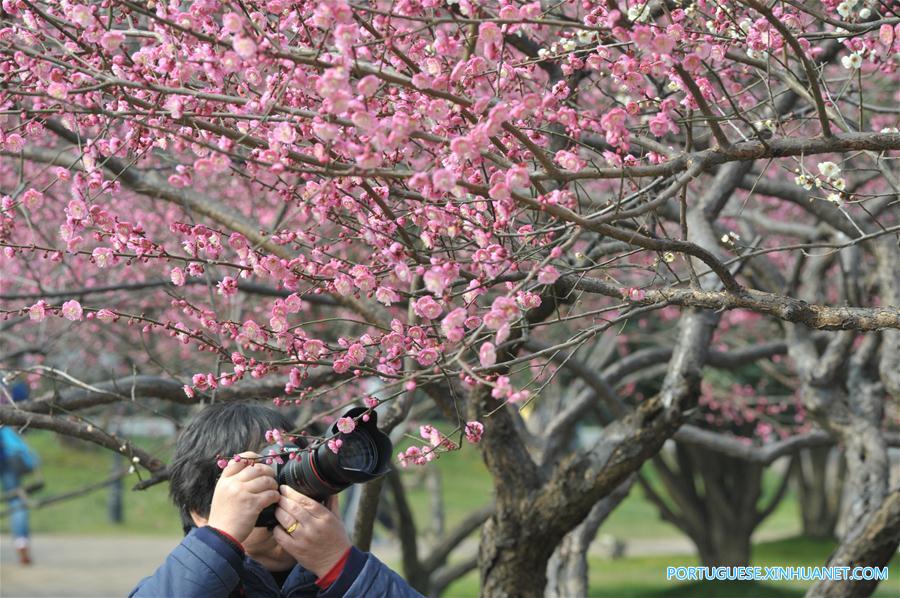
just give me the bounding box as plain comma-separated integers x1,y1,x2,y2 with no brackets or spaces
255,407,392,528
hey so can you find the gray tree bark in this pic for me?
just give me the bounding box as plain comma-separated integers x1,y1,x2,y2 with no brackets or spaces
544,477,634,598
795,446,843,539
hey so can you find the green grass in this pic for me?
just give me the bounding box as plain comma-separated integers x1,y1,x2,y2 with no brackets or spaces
397,442,493,532
602,458,802,540
443,537,900,597
1,430,181,535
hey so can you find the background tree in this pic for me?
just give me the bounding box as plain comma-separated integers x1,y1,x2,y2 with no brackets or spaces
1,1,899,596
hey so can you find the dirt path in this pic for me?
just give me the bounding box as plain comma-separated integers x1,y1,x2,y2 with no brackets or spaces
1,534,178,597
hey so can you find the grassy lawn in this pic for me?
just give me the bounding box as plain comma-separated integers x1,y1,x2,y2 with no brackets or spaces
1,430,181,535
5,430,898,597
443,537,900,597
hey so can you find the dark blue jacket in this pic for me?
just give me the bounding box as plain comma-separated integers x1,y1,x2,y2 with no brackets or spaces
130,527,423,598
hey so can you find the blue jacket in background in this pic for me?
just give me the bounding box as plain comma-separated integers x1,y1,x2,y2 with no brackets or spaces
0,426,39,474
129,526,424,598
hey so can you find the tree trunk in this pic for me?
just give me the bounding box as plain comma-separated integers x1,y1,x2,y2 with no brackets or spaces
795,446,843,539
695,531,752,568
809,490,900,597
545,477,633,598
642,442,792,568
479,512,558,598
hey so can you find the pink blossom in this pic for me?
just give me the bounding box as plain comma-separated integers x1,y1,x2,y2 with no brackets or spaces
347,342,367,364
170,267,186,286
242,320,262,341
600,108,630,149
222,12,243,33
624,287,646,301
271,122,296,145
483,310,507,330
516,292,542,310
328,438,344,454
506,167,530,189
398,446,424,467
21,189,43,210
508,390,531,404
648,112,678,137
3,134,24,153
492,376,511,399
375,286,400,306
47,83,68,100
419,425,442,446
555,151,584,171
332,358,350,374
357,75,379,96
682,53,702,73
28,301,48,322
233,37,257,59
269,314,288,333
537,265,560,285
100,31,125,51
441,308,468,341
304,339,325,357
333,274,353,296
61,300,83,321
397,445,435,467
450,137,475,159
879,24,895,47
489,181,511,201
70,4,92,26
424,264,456,295
495,323,511,345
464,421,484,444
479,342,497,368
414,295,443,320
336,417,356,434
217,276,238,297
432,169,456,192
441,307,467,330
416,347,440,366
96,309,117,323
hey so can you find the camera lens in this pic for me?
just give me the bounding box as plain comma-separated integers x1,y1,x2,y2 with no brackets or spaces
337,431,377,471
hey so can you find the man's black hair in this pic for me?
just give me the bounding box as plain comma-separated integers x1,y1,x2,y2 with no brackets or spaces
168,401,293,533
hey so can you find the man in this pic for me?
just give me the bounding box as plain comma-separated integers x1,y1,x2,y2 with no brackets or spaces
130,402,422,597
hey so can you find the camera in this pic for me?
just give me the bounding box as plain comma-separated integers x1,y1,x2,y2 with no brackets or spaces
255,407,392,528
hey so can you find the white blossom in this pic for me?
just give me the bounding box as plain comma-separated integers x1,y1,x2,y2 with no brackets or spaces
817,161,841,179
841,52,862,69
795,174,814,190
576,30,595,44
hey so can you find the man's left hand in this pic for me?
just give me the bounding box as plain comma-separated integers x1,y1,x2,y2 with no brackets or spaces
272,486,351,578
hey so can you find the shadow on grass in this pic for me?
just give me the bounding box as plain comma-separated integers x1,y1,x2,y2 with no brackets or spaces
654,580,801,597
589,580,802,597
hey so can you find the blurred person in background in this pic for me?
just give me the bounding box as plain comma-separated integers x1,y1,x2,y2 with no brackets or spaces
1,377,40,565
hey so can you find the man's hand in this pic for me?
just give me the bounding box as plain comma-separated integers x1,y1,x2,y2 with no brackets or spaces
272,486,352,577
206,452,280,544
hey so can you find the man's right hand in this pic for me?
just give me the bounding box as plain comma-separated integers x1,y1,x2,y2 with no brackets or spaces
206,451,280,544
